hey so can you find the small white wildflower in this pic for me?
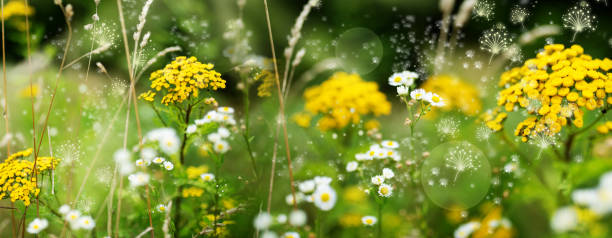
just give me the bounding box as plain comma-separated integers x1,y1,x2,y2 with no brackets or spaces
289,210,307,227
201,173,215,182
163,161,174,170
313,185,337,211
361,216,377,226
59,204,71,214
378,183,393,197
550,206,578,233
282,232,300,238
213,140,230,153
298,180,316,193
381,140,399,149
26,218,49,234
410,88,427,100
152,157,165,164
397,85,409,96
276,214,287,224
156,204,168,212
371,175,385,185
186,124,197,134
128,172,150,187
346,161,358,172
77,216,96,230
382,168,395,179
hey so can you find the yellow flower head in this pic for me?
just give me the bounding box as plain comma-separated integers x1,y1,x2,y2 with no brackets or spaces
422,75,482,116
1,1,34,20
488,44,611,142
139,56,225,105
299,72,391,131
0,148,60,206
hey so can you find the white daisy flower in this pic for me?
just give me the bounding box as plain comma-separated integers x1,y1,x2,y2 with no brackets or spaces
388,71,417,87
253,212,273,230
282,231,300,238
355,153,371,161
346,161,358,172
59,204,71,215
289,209,307,227
371,175,385,185
298,180,316,193
428,92,445,107
128,172,150,187
313,185,337,211
378,183,393,197
397,85,409,96
152,157,165,164
361,216,377,226
186,124,197,134
77,216,95,230
159,135,180,155
163,161,174,170
382,168,395,179
410,88,427,100
201,173,215,182
213,140,230,153
135,159,148,167
26,218,49,234
217,106,235,114
194,119,205,125
381,140,399,149
454,221,481,238
65,210,81,223
156,204,168,212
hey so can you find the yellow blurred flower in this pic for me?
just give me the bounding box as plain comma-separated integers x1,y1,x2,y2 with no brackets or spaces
1,1,34,20
596,121,612,134
19,83,39,98
339,213,362,227
299,72,391,131
343,186,366,204
182,187,204,198
422,75,482,116
186,166,208,179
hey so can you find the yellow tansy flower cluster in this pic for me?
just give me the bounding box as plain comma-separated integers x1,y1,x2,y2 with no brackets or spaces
0,148,60,206
182,187,204,197
596,121,612,134
421,75,482,116
1,1,34,20
486,44,612,142
186,166,208,179
139,56,225,105
298,72,391,131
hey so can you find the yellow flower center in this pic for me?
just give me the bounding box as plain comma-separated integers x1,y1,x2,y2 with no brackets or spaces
394,76,402,83
321,193,330,202
380,187,389,195
432,96,440,103
33,225,39,229
366,218,373,224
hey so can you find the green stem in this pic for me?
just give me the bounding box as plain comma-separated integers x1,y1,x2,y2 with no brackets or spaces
242,81,259,180
377,203,383,238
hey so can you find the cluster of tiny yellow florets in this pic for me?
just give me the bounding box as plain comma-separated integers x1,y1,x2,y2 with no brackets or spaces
182,187,204,198
297,72,391,131
485,44,612,142
139,56,225,105
0,148,60,206
422,75,482,116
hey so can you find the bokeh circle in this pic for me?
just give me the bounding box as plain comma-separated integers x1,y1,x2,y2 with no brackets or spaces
421,141,491,210
335,28,383,75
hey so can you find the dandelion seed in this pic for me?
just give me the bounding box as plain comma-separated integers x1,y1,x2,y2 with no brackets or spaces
472,0,494,21
479,25,511,63
475,125,492,141
436,117,459,138
562,1,596,42
445,146,479,182
510,5,529,26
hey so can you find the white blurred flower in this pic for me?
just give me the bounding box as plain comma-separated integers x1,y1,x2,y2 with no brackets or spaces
65,210,81,224
382,168,395,179
153,157,165,164
551,206,578,233
217,106,235,114
410,88,427,100
285,193,304,205
298,180,316,193
396,86,409,96
59,204,71,214
128,172,150,187
276,214,287,224
140,148,156,162
289,210,307,227
388,71,417,87
213,140,230,153
454,221,481,238
262,231,278,238
77,216,95,230
156,204,168,212
346,161,358,172
282,232,300,238
26,218,48,234
314,176,332,186
186,124,197,134
381,140,399,149
253,212,273,230
378,184,393,197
